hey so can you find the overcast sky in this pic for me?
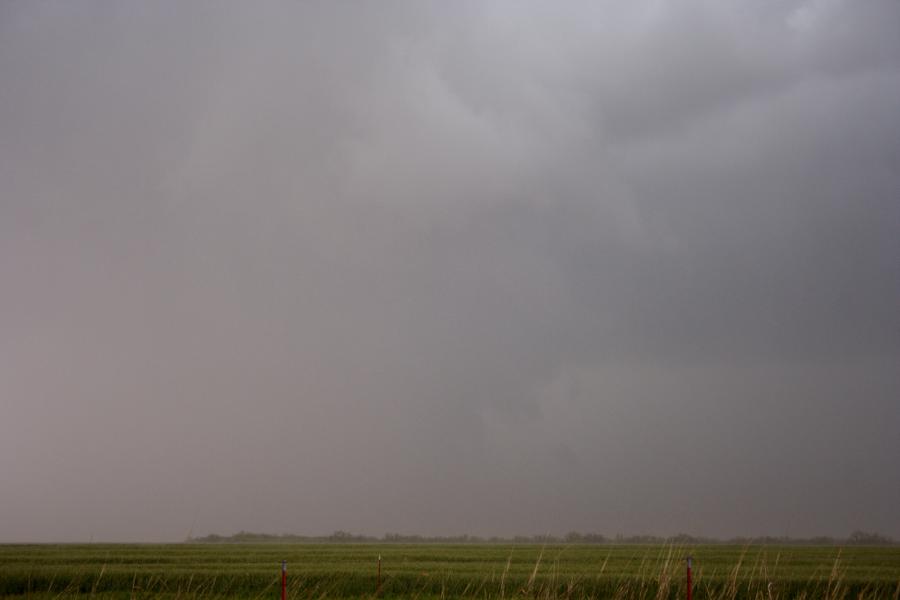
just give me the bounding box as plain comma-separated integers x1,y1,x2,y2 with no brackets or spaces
2,1,899,543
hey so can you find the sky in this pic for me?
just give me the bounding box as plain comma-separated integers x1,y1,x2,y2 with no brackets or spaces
1,1,899,543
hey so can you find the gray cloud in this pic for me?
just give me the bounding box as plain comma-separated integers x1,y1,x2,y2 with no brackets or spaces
1,1,898,542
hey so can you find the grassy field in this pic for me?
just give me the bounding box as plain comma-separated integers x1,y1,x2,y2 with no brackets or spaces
1,543,898,599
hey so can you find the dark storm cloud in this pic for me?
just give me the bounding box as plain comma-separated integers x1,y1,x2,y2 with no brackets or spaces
1,1,898,542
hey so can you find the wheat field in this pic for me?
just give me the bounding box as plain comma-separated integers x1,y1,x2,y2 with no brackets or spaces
1,543,898,599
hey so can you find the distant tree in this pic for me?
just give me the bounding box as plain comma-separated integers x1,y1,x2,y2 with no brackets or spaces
847,531,893,545
565,531,584,543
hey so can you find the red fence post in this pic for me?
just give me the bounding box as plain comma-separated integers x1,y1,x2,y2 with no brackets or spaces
686,555,693,600
281,560,287,600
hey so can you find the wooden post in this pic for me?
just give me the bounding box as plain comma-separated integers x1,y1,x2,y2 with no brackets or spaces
377,555,382,595
686,555,692,600
281,560,287,600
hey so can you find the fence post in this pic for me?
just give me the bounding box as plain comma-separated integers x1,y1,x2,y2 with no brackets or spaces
377,555,382,595
281,560,287,600
686,555,692,600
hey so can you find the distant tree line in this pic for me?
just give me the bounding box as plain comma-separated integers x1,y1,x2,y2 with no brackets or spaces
188,530,895,545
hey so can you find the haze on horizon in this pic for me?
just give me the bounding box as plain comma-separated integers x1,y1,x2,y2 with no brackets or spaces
1,1,898,543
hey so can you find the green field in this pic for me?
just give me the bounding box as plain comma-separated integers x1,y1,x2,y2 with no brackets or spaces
1,544,898,599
